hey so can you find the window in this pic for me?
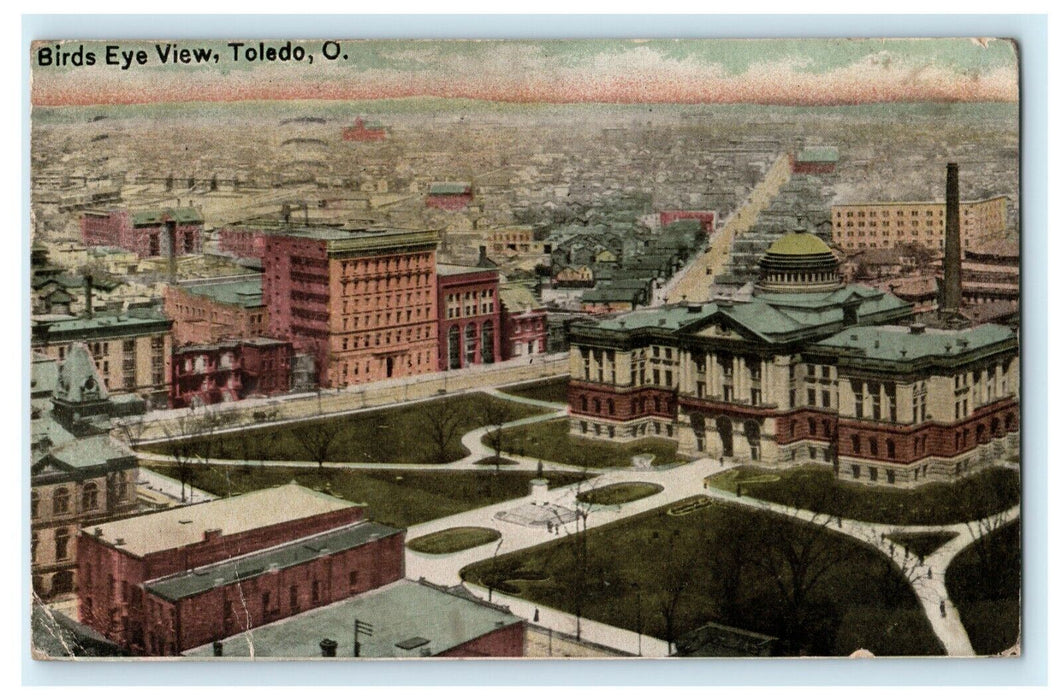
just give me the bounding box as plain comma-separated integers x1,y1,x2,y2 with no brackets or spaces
81,482,99,511
54,528,70,560
807,388,816,407
348,571,358,592
290,585,299,611
851,435,861,453
312,580,321,603
869,438,878,456
886,439,896,459
53,488,70,515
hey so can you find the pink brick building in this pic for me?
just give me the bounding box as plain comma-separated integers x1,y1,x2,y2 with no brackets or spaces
81,207,203,259
437,259,501,371
262,226,440,388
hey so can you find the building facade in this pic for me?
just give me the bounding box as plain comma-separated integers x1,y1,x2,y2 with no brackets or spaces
32,310,173,408
31,347,140,599
77,484,405,655
262,226,440,388
831,197,1007,251
500,284,549,360
81,207,203,259
342,117,387,141
437,262,501,371
567,233,1019,486
426,182,473,210
163,277,269,346
169,337,293,408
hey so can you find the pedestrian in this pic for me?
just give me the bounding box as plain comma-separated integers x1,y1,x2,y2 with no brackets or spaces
837,515,843,527
940,601,946,618
534,608,540,622
927,567,932,580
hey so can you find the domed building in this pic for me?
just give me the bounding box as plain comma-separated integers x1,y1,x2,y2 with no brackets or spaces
755,233,842,294
566,232,1019,486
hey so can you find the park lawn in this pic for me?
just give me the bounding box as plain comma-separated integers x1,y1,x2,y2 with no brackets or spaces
577,482,663,506
150,465,585,530
497,378,570,404
946,520,1021,655
487,418,681,469
141,392,550,465
709,464,1020,526
407,527,501,554
461,501,943,656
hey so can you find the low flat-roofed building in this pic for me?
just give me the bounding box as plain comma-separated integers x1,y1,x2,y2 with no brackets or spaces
184,580,525,659
164,276,268,346
78,484,406,655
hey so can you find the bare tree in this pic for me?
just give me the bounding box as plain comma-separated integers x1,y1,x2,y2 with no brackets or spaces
159,410,223,503
422,398,466,464
953,473,1021,598
293,419,343,472
655,528,695,655
479,399,513,474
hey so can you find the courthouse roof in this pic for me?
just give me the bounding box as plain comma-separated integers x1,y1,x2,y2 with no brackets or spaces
132,207,203,226
83,484,361,558
813,323,1016,366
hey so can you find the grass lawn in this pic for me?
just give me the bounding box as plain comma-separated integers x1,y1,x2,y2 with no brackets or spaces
709,464,1020,526
142,392,550,465
577,482,663,506
487,418,681,469
407,527,501,554
946,520,1021,655
497,378,569,404
461,502,944,656
886,531,958,559
150,465,586,530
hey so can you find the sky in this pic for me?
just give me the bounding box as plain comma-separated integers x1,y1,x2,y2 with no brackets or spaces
30,38,1019,107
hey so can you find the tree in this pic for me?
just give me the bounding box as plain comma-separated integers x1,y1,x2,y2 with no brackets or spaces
159,410,223,503
422,399,466,464
743,509,857,654
293,419,343,472
655,528,695,655
953,473,1021,598
479,400,513,474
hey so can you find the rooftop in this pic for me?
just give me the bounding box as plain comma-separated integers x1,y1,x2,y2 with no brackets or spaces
145,521,401,602
428,182,472,195
814,323,1016,363
82,484,361,558
180,277,263,308
183,580,522,659
796,146,839,163
131,207,203,227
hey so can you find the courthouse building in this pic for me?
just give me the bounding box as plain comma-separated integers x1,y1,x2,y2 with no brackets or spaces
567,232,1019,486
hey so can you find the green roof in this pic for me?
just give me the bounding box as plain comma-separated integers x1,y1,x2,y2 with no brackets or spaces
132,207,203,227
145,521,401,602
182,277,263,308
796,146,839,163
429,182,472,195
32,310,171,343
813,324,1016,364
766,233,832,256
183,580,522,659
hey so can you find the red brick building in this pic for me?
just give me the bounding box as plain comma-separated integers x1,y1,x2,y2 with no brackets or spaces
426,182,473,211
81,207,203,259
342,117,387,141
77,484,405,655
790,146,839,174
437,258,501,371
500,284,548,360
263,226,440,388
163,277,268,346
169,337,292,408
215,225,267,260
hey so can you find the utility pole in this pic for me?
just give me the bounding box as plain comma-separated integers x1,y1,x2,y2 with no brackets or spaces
353,618,373,657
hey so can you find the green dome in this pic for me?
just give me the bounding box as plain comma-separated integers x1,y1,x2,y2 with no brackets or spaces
766,233,832,256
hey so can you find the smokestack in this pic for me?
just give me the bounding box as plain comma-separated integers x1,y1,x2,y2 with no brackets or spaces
942,162,962,314
166,220,178,285
84,274,94,318
320,639,338,657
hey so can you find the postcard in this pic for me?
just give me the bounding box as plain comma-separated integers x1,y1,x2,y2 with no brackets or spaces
29,37,1020,660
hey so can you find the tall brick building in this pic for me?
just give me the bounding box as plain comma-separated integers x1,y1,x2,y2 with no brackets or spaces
77,484,405,655
81,207,203,259
437,254,501,371
262,226,440,388
567,232,1019,486
831,196,1007,251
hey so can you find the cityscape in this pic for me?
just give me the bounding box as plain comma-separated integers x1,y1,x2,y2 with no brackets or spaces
29,38,1020,660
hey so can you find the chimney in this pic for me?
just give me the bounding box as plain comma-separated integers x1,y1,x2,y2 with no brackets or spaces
477,245,490,268
320,639,338,657
942,162,963,315
84,274,94,318
166,220,178,285
212,641,223,657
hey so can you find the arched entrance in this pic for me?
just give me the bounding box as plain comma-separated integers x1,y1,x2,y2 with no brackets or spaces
690,412,706,452
717,416,734,457
744,420,761,460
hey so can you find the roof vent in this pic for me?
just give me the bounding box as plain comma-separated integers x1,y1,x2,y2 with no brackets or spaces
114,537,125,546
658,319,666,326
909,323,926,335
94,527,103,537
944,343,952,353
688,304,702,313
213,577,226,587
873,339,880,349
850,334,858,341
958,338,970,349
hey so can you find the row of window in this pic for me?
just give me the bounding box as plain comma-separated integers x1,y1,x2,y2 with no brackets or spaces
31,482,108,519
339,254,432,277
